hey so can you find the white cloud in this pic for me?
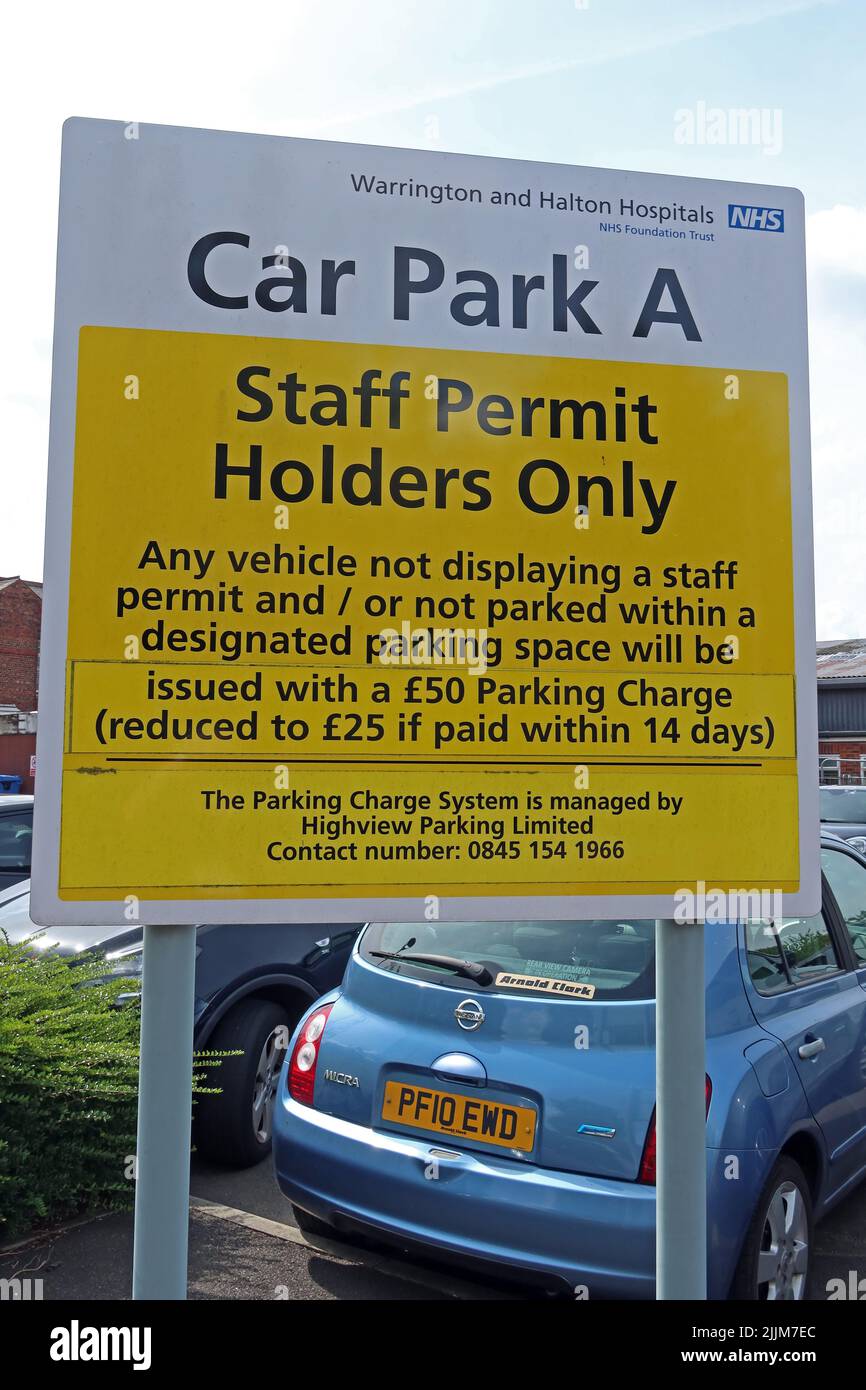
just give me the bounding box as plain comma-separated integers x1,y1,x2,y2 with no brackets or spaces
289,0,834,137
808,204,866,279
807,204,866,638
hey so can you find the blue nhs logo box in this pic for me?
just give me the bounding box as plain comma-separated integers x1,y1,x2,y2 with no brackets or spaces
728,204,784,232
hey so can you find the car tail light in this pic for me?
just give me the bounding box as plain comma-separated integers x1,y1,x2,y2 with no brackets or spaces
288,1004,334,1107
638,1075,712,1185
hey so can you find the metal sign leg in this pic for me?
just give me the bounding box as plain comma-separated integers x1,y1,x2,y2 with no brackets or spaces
132,922,197,1300
655,918,707,1300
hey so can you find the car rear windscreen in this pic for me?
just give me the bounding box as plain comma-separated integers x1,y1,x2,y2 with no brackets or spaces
0,813,32,871
820,787,866,822
361,919,656,1000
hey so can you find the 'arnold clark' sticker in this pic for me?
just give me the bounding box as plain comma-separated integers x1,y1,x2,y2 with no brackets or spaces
494,972,597,999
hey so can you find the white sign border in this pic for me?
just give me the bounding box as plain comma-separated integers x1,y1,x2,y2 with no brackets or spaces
31,118,819,926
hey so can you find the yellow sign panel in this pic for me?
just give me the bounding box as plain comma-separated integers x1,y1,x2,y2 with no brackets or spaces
59,325,797,900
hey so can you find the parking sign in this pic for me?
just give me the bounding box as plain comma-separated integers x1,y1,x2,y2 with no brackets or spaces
31,118,817,924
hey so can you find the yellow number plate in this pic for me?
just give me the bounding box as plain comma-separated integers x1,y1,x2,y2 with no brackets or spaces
382,1081,536,1152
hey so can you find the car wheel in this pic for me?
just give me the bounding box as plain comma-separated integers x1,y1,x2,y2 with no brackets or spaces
292,1204,336,1242
195,999,291,1168
731,1156,812,1300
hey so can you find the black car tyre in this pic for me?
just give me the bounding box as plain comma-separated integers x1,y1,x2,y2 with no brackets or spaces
731,1155,812,1301
292,1204,336,1241
195,999,291,1168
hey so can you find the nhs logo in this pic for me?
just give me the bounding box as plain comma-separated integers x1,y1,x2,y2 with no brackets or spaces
728,204,784,232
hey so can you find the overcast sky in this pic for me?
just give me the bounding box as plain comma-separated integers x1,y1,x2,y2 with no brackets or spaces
1,0,862,637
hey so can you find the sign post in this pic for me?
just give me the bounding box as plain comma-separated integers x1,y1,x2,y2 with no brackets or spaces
32,120,815,1300
656,918,707,1300
131,923,197,1300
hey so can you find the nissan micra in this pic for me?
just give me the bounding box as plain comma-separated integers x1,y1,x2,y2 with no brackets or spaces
274,836,866,1299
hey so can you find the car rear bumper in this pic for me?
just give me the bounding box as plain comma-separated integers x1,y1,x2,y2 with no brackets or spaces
274,1090,657,1298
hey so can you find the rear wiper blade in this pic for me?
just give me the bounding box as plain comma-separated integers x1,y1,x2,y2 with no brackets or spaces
370,950,493,984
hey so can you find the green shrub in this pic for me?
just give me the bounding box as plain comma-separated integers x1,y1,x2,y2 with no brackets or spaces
0,934,218,1240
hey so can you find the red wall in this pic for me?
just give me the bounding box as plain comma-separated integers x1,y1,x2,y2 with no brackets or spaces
0,580,41,710
0,732,36,792
819,737,866,783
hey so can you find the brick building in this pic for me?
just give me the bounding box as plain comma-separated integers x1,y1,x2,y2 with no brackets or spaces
0,576,42,792
817,638,866,785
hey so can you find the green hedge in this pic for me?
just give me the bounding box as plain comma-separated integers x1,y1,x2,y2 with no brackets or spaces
0,934,217,1241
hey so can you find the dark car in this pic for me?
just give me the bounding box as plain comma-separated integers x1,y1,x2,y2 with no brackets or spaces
820,785,866,856
0,794,34,889
0,876,361,1168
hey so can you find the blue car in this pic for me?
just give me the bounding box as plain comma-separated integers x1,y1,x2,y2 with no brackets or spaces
274,835,866,1300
